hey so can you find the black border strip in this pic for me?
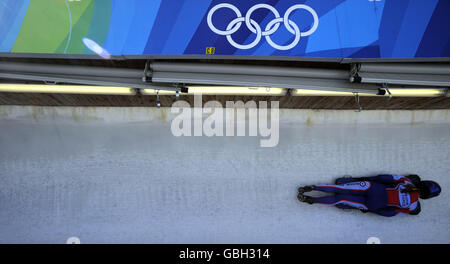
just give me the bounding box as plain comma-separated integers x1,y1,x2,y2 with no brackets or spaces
0,244,448,263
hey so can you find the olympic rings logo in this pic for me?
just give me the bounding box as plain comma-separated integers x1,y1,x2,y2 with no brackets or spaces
207,3,319,50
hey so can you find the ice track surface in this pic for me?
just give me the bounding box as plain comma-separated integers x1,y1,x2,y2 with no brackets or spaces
0,106,449,243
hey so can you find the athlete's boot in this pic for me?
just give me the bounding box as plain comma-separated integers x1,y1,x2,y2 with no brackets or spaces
298,186,314,194
297,193,315,204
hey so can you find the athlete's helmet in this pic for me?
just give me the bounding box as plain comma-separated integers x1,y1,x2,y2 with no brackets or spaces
418,181,441,199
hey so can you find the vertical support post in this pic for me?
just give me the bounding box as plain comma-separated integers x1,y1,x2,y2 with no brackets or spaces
353,92,362,112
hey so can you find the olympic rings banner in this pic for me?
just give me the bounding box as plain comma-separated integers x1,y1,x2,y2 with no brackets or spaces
1,0,449,59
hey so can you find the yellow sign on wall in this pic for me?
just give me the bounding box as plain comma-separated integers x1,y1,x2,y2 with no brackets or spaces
206,47,215,55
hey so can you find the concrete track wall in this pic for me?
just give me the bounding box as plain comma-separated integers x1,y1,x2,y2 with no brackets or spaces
0,106,449,243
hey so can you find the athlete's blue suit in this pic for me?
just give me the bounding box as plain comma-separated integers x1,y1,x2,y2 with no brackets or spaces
312,175,421,217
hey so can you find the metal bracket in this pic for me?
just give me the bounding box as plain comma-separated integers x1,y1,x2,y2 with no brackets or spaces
349,63,361,83
382,83,392,101
287,88,293,96
142,60,152,83
353,92,362,112
176,83,190,95
156,90,161,108
173,83,181,100
180,85,189,94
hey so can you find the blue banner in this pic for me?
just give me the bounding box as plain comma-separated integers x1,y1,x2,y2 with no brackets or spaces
1,0,449,59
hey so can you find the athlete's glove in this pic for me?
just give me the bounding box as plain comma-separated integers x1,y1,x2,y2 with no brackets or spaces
353,177,370,181
335,177,355,185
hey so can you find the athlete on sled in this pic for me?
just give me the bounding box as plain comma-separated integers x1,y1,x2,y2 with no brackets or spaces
297,174,441,217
